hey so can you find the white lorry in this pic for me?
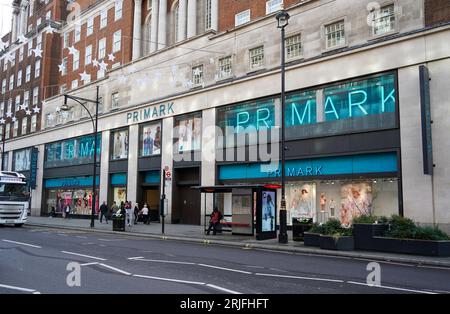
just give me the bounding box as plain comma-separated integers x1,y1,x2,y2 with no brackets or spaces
0,171,30,227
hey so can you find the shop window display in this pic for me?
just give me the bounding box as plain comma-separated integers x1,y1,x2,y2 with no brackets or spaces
112,129,129,160
175,115,202,152
13,148,31,172
46,188,99,216
113,187,127,206
281,178,398,225
140,122,161,156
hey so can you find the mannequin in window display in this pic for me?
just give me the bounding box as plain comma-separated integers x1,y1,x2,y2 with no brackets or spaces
320,193,327,212
340,183,372,224
192,119,201,150
329,199,336,217
114,132,123,159
154,126,161,152
298,188,313,218
143,129,154,156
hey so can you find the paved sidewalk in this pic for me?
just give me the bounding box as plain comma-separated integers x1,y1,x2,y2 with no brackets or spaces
26,216,450,268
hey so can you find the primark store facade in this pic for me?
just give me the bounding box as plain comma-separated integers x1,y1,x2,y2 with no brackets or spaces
3,21,450,232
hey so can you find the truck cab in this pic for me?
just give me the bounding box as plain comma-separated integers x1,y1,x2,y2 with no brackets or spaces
0,171,30,227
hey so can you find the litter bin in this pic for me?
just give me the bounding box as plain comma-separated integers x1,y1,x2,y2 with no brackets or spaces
292,218,313,241
112,214,126,231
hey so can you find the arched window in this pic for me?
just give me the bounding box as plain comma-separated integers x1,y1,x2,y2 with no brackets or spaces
173,1,180,43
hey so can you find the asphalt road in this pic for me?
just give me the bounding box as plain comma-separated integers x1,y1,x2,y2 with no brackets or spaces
1,225,449,294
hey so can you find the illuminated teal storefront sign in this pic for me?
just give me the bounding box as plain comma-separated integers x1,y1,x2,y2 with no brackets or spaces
217,73,396,135
45,134,102,168
44,176,100,188
219,152,398,181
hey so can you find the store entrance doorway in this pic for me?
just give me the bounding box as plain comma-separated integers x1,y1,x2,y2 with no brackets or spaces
172,167,201,225
142,187,160,221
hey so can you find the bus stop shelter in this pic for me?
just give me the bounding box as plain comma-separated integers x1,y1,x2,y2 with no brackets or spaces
192,184,281,240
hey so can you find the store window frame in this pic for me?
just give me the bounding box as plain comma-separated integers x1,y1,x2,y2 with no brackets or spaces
139,120,163,158
173,111,203,154
110,127,130,161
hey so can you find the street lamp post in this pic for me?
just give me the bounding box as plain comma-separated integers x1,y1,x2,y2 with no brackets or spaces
62,86,100,228
1,123,5,171
276,8,290,244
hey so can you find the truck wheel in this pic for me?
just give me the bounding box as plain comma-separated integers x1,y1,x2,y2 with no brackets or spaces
14,224,24,227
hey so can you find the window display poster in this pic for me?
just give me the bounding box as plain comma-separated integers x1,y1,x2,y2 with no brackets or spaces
262,191,276,232
112,130,129,160
340,182,373,225
14,148,31,172
141,123,161,156
177,116,201,152
114,187,127,206
287,184,315,220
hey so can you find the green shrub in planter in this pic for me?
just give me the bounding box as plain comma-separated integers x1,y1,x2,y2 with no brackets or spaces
384,215,450,240
352,214,389,225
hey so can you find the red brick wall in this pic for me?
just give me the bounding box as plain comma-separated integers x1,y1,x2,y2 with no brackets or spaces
425,0,450,27
219,0,302,32
58,0,134,91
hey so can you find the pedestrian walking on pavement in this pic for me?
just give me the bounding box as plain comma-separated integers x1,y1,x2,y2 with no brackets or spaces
134,203,140,224
99,201,109,224
125,201,133,227
110,201,119,216
64,204,71,219
141,203,149,225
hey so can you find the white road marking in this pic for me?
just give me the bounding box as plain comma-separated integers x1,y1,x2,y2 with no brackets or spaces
127,256,144,260
80,262,99,266
76,236,88,239
418,265,450,271
2,239,42,249
206,284,242,294
245,265,265,269
198,263,252,274
0,283,39,293
346,281,437,294
61,251,107,261
132,258,196,265
133,274,205,285
98,263,132,276
255,273,344,283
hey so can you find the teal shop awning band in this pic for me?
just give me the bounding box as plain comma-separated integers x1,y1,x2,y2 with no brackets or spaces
219,152,398,181
44,176,100,189
111,173,127,185
144,171,160,184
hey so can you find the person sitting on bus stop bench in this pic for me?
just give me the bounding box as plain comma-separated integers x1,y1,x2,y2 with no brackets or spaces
206,207,223,235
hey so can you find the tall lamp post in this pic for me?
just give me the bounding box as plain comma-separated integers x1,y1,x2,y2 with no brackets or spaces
276,8,290,244
62,86,100,228
1,123,5,171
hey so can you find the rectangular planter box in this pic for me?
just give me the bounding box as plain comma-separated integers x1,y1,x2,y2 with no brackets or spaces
319,235,354,251
353,223,388,251
292,218,313,241
304,232,321,247
370,237,450,257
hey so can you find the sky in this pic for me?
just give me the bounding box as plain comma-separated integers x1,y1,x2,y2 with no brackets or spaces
0,0,12,38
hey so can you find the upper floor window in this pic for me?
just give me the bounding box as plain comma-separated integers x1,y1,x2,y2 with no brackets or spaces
9,75,14,90
218,56,232,79
71,80,78,90
1,79,6,93
26,65,31,82
75,24,81,42
29,0,33,17
286,34,302,59
15,95,21,112
372,4,395,35
99,38,107,59
111,92,119,109
63,32,69,48
32,87,39,104
113,30,122,53
17,70,23,87
5,123,10,140
36,34,42,50
192,65,204,86
21,117,28,135
28,40,34,56
31,115,37,132
249,46,264,70
87,17,94,36
73,50,80,70
266,0,283,15
35,59,41,77
62,57,68,75
85,45,92,65
13,121,18,137
24,91,30,107
235,10,250,27
46,10,52,20
205,0,212,30
325,20,345,49
115,0,123,21
100,9,108,28
19,46,24,62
